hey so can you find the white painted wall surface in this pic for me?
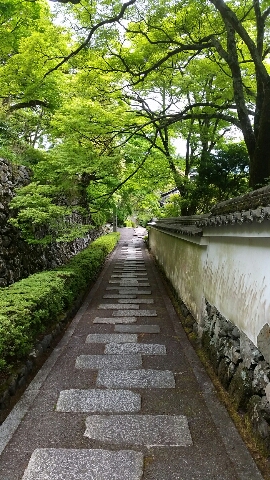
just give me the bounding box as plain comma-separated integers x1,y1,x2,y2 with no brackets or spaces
149,225,270,346
149,229,206,324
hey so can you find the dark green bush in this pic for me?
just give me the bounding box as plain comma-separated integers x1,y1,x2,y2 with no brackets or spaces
0,232,119,372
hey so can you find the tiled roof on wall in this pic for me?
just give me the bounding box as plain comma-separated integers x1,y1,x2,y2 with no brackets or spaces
150,186,270,236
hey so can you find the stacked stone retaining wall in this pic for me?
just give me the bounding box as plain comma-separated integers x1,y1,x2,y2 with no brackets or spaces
0,158,109,287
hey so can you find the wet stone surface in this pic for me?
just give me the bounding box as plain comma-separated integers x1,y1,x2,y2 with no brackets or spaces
75,354,142,370
84,415,192,447
112,309,157,317
56,389,141,413
109,281,150,286
106,286,151,292
93,317,137,324
103,294,137,299
114,325,160,333
117,289,152,295
114,266,146,270
98,304,140,310
118,298,154,304
22,449,144,480
111,273,147,277
85,333,138,343
104,342,166,355
96,369,175,389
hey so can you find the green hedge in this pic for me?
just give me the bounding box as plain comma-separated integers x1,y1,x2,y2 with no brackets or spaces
0,232,120,372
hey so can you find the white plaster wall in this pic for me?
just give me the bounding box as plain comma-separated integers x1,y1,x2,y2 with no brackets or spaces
149,229,206,323
149,226,270,346
204,236,270,345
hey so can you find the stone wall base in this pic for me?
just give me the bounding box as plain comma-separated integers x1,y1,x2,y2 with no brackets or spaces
179,297,270,452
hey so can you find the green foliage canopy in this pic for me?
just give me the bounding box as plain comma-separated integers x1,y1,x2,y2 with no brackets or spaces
1,0,266,234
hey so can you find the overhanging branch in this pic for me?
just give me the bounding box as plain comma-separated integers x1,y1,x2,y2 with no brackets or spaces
9,100,50,111
44,0,137,78
93,132,158,205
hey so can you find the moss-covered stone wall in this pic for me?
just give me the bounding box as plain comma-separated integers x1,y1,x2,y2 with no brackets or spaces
0,158,108,286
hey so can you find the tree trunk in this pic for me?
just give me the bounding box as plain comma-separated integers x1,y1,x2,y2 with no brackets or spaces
250,80,270,188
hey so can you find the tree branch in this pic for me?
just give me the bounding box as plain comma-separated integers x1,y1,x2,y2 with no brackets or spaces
262,6,270,21
93,132,157,204
9,100,50,111
210,0,268,80
44,0,137,78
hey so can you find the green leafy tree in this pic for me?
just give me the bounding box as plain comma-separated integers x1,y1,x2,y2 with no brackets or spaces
91,0,270,188
3,0,266,238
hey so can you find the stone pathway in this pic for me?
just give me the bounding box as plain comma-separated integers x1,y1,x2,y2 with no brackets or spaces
0,228,264,479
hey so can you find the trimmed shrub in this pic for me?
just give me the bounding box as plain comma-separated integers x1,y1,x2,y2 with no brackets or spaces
0,232,119,372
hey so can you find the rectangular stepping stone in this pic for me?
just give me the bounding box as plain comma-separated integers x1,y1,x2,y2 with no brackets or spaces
111,273,147,277
115,324,160,333
106,286,133,290
86,333,137,343
114,269,146,272
115,263,145,266
115,272,147,276
118,253,143,255
103,294,137,299
116,261,144,264
98,303,139,310
123,257,142,259
121,266,146,269
120,260,142,263
22,449,143,480
112,277,148,280
123,258,143,261
114,282,150,287
119,257,141,259
122,267,146,270
113,267,143,270
93,317,137,324
75,354,142,369
56,389,141,413
122,257,144,258
118,289,152,295
118,299,154,304
122,261,143,263
84,415,192,447
119,257,143,259
105,343,166,355
97,369,175,388
109,280,147,285
116,265,144,269
114,268,146,271
112,272,147,276
120,252,142,254
116,259,144,261
112,310,157,317
124,259,144,262
106,287,151,293
113,283,150,288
